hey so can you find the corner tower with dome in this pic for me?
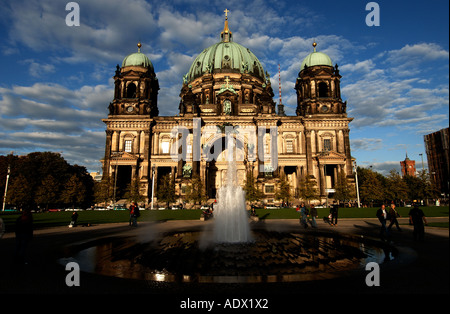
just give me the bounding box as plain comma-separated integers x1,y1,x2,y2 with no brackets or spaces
101,11,355,207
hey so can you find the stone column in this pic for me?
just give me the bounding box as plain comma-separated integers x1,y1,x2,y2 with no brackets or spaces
153,132,159,155
305,130,313,177
136,131,141,155
319,163,325,196
131,165,137,179
336,130,341,153
343,129,353,175
115,131,121,152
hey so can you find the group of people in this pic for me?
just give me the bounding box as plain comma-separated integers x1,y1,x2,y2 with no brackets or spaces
297,201,429,241
128,202,140,227
377,202,427,241
297,203,318,228
297,201,339,228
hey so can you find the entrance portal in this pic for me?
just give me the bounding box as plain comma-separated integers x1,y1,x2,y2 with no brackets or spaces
116,165,132,199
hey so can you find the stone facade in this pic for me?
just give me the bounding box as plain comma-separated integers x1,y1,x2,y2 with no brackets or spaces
101,17,355,206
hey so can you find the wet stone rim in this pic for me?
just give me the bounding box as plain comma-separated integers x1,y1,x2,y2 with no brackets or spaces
60,229,399,283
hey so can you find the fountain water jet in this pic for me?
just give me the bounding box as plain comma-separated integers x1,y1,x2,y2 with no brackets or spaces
213,137,252,243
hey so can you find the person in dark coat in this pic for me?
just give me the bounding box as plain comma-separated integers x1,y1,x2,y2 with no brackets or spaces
309,204,318,228
14,209,33,264
69,211,79,227
129,202,140,227
376,204,390,241
387,203,401,232
330,202,339,226
409,204,427,241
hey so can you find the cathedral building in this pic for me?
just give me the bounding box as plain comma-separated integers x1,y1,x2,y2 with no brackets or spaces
101,12,355,206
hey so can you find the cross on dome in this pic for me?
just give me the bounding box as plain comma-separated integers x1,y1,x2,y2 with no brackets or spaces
221,8,232,42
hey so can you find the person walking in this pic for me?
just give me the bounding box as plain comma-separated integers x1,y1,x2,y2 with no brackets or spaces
0,217,5,239
309,204,318,228
299,203,309,228
14,209,33,265
387,202,402,232
129,202,140,227
376,204,390,241
330,201,339,226
409,204,427,241
69,211,79,227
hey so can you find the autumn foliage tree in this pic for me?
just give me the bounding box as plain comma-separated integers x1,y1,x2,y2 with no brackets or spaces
1,152,94,210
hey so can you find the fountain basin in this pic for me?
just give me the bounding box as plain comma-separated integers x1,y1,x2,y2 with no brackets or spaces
59,228,397,283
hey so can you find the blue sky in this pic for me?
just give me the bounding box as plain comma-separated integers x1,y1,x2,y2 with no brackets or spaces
0,0,448,175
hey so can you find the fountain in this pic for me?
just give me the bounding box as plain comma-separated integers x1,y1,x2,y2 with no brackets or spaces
213,137,252,243
59,136,401,285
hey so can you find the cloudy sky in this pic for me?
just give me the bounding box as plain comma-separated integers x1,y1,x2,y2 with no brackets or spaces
0,0,448,175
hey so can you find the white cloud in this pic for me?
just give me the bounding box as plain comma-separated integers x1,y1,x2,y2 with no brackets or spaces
0,82,109,170
5,0,157,64
342,42,449,134
351,138,383,151
384,43,449,77
0,0,448,174
23,59,56,77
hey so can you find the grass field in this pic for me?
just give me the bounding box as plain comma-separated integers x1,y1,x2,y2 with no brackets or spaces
1,206,448,233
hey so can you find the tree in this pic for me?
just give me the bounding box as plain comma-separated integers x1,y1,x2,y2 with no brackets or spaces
94,177,113,206
61,174,86,209
243,170,263,203
35,175,59,211
125,177,145,204
297,175,319,205
385,170,408,203
156,173,176,208
404,170,439,204
275,173,291,204
185,174,207,206
7,174,33,210
358,168,384,206
333,171,355,203
1,152,94,209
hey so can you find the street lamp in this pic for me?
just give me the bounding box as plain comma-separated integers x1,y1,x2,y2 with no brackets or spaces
2,165,10,212
151,164,156,210
317,151,329,207
419,153,425,173
353,160,361,208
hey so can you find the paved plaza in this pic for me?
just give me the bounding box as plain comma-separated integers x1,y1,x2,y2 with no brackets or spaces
1,216,448,304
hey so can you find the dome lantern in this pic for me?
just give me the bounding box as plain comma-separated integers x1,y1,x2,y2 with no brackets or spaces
300,41,333,70
121,42,154,71
184,10,265,83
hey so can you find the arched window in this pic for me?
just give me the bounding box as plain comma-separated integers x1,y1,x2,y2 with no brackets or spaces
318,82,328,98
124,140,132,153
123,134,134,153
126,82,137,98
320,132,334,152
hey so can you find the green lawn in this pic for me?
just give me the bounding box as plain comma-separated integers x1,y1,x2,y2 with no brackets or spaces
1,206,448,233
253,206,449,220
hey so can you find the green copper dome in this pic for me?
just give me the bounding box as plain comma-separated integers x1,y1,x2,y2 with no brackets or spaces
186,41,266,82
300,42,333,70
122,43,154,70
185,14,265,82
